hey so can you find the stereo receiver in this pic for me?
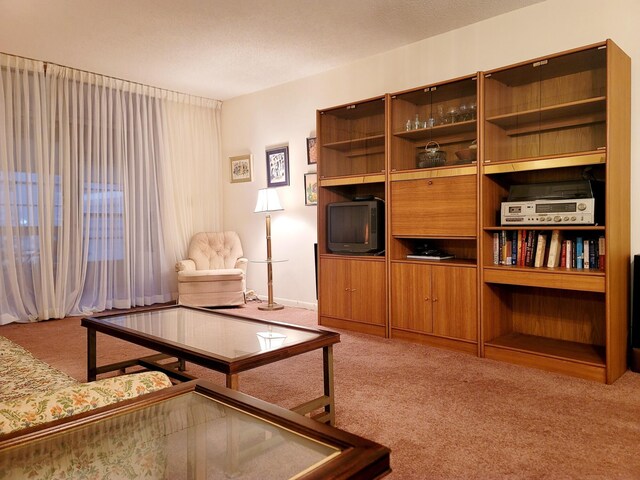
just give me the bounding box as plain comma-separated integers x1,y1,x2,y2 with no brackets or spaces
500,180,600,226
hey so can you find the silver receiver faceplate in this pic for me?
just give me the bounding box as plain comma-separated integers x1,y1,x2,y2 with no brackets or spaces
501,198,595,225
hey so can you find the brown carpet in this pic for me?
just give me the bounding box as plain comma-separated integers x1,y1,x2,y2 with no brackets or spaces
2,301,640,479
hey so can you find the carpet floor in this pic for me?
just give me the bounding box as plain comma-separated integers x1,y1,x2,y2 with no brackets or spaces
1,301,640,479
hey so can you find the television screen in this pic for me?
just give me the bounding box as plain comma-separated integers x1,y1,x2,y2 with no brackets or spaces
328,204,370,244
327,199,383,254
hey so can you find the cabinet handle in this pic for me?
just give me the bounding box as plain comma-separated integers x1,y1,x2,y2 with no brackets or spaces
427,180,433,185
351,288,357,292
424,297,430,301
433,298,438,302
345,288,350,291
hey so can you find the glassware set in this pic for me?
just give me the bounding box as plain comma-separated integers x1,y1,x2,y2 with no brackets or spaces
404,101,477,131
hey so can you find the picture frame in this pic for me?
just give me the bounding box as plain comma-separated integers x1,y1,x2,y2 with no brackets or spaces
229,154,253,183
304,172,318,206
266,146,290,187
306,137,317,165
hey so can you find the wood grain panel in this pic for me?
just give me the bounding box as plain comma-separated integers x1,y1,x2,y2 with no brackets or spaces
390,263,432,333
351,260,386,325
318,257,350,319
391,175,477,237
510,287,605,345
432,265,477,340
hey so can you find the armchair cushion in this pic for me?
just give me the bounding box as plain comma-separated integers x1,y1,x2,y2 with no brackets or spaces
177,231,247,307
188,232,244,270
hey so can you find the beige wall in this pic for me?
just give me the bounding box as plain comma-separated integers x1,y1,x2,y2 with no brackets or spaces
221,0,640,309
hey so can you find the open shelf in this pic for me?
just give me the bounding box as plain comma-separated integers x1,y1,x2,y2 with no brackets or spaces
393,120,476,140
322,134,385,152
485,332,605,367
485,96,606,134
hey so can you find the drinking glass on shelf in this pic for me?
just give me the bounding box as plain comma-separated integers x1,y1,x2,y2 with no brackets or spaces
414,114,421,130
469,101,477,120
436,105,446,125
447,106,459,124
458,103,469,121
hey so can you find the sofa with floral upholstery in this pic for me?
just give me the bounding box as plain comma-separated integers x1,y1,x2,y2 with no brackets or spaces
0,334,173,436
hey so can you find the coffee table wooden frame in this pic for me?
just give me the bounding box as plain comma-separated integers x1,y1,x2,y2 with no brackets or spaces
0,379,390,479
81,305,340,425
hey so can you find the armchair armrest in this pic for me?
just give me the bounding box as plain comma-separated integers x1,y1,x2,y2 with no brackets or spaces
235,257,248,275
175,259,196,273
0,371,172,435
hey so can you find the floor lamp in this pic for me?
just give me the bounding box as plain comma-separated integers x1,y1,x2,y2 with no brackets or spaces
254,188,284,310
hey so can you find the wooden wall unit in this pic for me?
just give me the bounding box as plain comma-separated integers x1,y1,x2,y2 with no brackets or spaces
480,40,630,384
317,96,388,336
316,40,630,383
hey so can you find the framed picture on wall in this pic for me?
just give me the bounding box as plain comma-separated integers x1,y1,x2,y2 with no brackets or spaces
306,137,317,165
229,154,253,183
304,173,318,206
266,146,289,187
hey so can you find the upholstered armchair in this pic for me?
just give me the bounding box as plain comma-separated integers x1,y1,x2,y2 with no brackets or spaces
176,231,247,307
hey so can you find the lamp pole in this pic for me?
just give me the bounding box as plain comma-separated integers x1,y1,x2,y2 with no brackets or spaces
259,213,283,311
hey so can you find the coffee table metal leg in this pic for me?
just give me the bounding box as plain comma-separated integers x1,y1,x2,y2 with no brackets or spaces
226,373,239,390
323,345,335,426
87,328,97,382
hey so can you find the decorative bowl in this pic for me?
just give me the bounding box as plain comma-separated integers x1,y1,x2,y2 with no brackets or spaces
417,141,446,168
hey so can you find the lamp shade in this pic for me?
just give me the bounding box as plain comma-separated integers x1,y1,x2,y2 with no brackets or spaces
254,188,283,213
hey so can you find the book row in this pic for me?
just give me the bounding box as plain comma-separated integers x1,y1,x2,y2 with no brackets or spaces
492,230,605,270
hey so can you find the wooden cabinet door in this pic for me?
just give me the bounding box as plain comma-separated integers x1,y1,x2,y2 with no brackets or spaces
350,260,386,325
431,265,477,341
319,257,351,320
390,263,433,333
391,175,477,237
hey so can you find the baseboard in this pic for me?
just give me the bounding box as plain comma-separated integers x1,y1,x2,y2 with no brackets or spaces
254,295,317,311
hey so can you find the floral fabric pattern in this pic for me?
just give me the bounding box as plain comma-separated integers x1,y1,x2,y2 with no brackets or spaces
0,336,77,401
0,371,172,435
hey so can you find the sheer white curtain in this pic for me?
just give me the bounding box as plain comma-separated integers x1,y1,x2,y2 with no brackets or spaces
0,55,53,323
0,55,223,324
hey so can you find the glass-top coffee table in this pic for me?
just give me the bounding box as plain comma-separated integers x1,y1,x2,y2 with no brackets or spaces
81,305,340,425
0,380,391,479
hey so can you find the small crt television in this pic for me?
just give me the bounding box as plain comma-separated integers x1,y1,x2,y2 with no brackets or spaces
327,199,384,254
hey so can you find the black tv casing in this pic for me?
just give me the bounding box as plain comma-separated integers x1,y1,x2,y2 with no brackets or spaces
327,199,384,255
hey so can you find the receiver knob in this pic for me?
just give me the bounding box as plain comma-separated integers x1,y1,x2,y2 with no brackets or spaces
577,203,587,211
554,216,561,222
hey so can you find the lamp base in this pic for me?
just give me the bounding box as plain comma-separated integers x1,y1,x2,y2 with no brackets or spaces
259,303,284,311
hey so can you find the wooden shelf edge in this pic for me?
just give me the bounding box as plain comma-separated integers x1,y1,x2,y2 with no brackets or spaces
483,267,605,292
319,253,386,262
484,96,606,127
483,151,605,173
390,165,477,181
319,173,385,187
483,226,606,232
392,258,477,267
322,134,385,151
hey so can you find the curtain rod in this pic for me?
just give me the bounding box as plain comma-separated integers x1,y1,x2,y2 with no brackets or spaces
0,49,222,104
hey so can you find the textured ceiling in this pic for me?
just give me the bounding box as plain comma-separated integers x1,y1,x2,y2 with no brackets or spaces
0,0,543,100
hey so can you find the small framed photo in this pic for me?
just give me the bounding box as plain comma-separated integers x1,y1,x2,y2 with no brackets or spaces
266,146,289,187
304,172,318,206
229,154,252,183
306,137,317,165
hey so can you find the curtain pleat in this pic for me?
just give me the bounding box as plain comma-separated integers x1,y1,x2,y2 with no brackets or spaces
0,55,222,324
